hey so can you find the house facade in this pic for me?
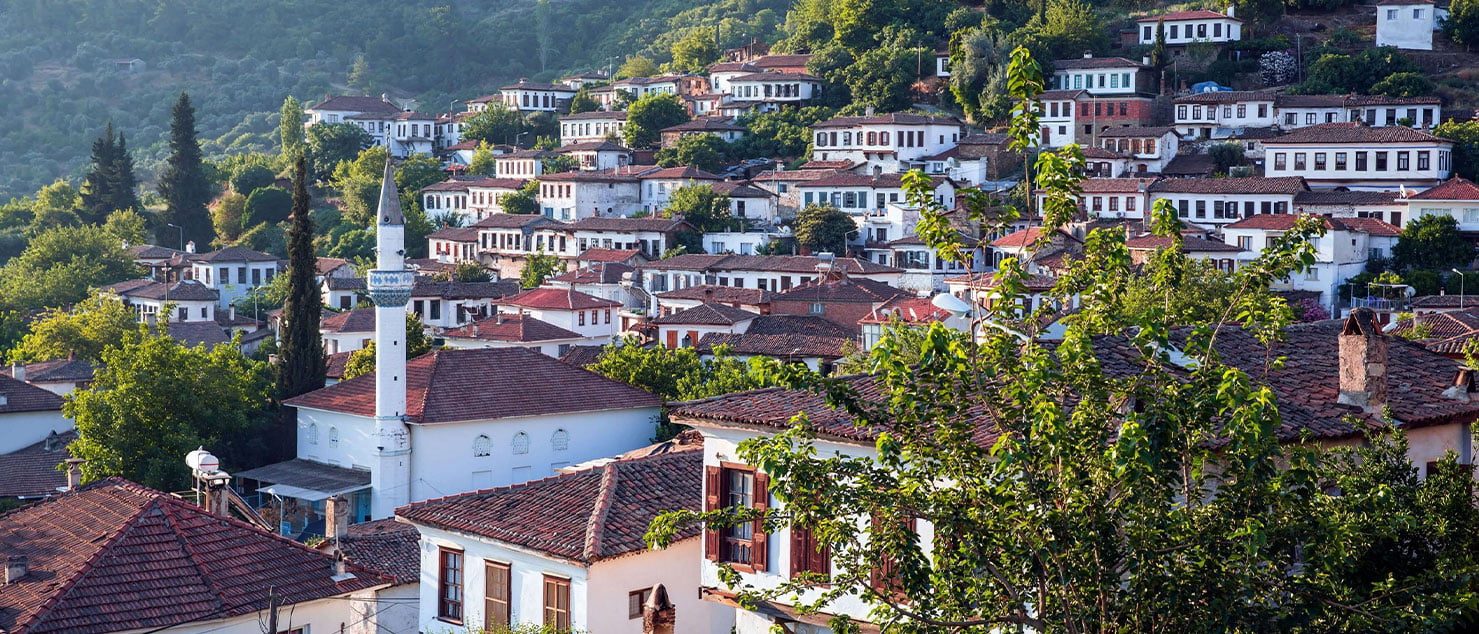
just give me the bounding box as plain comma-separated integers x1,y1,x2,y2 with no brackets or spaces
810,114,965,174
1263,123,1453,190
560,110,628,145
1377,0,1441,50
1137,8,1243,45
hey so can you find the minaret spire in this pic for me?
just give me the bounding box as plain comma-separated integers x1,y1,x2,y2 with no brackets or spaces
365,158,414,518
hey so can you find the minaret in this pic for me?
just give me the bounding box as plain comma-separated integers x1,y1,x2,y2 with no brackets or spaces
366,160,415,518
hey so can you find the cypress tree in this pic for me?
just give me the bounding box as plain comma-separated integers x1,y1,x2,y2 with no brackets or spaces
273,154,325,461
79,123,118,224
157,93,213,249
111,132,141,215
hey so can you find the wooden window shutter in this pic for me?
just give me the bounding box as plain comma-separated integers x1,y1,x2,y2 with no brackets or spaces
752,472,769,571
790,526,831,581
704,466,722,561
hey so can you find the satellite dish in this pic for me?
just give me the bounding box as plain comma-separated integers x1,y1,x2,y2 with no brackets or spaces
931,292,972,316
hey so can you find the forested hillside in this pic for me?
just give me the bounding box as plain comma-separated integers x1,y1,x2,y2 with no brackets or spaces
0,0,790,198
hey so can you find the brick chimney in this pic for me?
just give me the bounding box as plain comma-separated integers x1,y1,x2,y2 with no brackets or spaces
325,494,350,543
10,362,23,383
1337,308,1387,413
640,583,674,634
5,556,27,584
64,458,84,491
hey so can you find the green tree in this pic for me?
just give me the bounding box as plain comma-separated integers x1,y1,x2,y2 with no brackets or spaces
342,311,433,380
211,193,249,242
1446,0,1479,49
243,186,293,227
655,133,729,173
462,104,527,146
34,179,81,218
1236,0,1285,27
102,209,149,245
1012,0,1109,65
230,164,277,196
520,250,562,288
588,336,788,401
502,180,541,215
0,224,137,311
233,270,290,316
732,107,838,158
157,93,214,249
950,27,1013,123
1207,142,1246,175
842,46,920,113
8,293,139,363
540,154,580,175
664,184,736,232
794,203,854,255
274,155,325,461
67,326,273,491
568,86,599,114
467,141,498,176
347,54,374,95
616,56,660,79
625,93,690,149
454,260,491,282
1149,20,1168,68
332,146,391,225
279,96,307,159
1392,214,1474,272
238,221,288,258
1300,47,1420,94
1436,119,1479,181
78,123,140,224
668,31,720,73
1372,71,1436,98
305,122,372,182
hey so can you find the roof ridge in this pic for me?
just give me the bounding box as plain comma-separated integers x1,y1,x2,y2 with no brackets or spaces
21,487,163,632
582,463,621,560
155,501,235,616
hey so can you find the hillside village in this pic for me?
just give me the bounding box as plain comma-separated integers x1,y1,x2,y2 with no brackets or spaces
9,0,1479,632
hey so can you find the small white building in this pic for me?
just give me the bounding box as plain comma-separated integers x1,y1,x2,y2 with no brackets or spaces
1137,8,1242,46
499,79,577,113
428,226,480,263
639,166,727,213
100,278,219,323
609,75,681,99
725,71,821,108
538,170,644,221
660,118,747,146
1096,127,1179,175
652,303,760,348
556,140,634,172
1404,177,1479,233
1147,176,1309,231
320,307,375,355
567,216,694,260
306,94,403,126
441,313,588,358
1173,91,1277,139
712,181,783,225
796,173,957,217
495,149,554,179
1264,123,1453,190
560,110,628,145
498,287,623,344
1070,177,1157,221
0,373,69,456
1377,0,1442,50
1050,55,1150,96
1223,214,1399,310
811,113,964,174
188,246,280,309
397,444,734,634
411,279,520,330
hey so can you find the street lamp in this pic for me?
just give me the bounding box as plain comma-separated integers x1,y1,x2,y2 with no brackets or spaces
166,223,184,252
1453,269,1467,309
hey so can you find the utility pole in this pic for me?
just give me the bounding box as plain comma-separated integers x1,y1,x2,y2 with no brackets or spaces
266,586,279,634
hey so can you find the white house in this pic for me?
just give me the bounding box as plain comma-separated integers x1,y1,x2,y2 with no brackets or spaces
428,226,480,263
397,443,734,634
2,359,95,396
712,181,783,225
1224,214,1398,310
609,75,681,99
639,254,903,305
441,313,588,358
100,278,219,323
556,140,634,172
796,173,957,217
1071,177,1157,221
306,94,402,126
537,169,644,220
559,71,610,89
500,79,577,113
1096,127,1180,175
726,71,821,108
0,373,68,456
321,308,375,355
1147,176,1309,230
708,61,761,95
1275,94,1443,130
1377,0,1442,50
567,216,694,260
188,246,280,309
387,111,437,158
660,118,748,146
322,276,366,310
560,110,628,145
421,179,472,218
498,287,623,344
639,166,726,213
1137,8,1242,46
1173,91,1277,139
1294,190,1407,228
1039,89,1086,148
473,213,565,279
1050,55,1150,96
410,279,521,330
495,149,556,179
811,113,964,174
1404,177,1479,233
1264,123,1453,190
652,303,760,348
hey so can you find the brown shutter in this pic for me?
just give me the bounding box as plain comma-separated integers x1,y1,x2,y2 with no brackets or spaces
704,466,722,561
790,527,805,579
752,471,769,571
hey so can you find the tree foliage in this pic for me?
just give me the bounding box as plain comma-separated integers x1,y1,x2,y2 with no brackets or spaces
616,55,660,79
78,123,141,225
794,203,854,255
731,107,837,159
1437,119,1479,182
467,141,498,176
1446,0,1479,49
668,31,720,73
1371,71,1435,98
211,193,249,242
1297,47,1420,95
67,326,273,491
625,93,690,149
0,224,137,311
274,155,325,460
655,133,729,173
520,250,562,288
587,336,789,401
243,186,293,228
663,185,738,232
156,93,214,249
502,180,542,215
1392,214,1475,273
278,96,307,160
8,293,138,363
230,164,276,197
305,122,372,182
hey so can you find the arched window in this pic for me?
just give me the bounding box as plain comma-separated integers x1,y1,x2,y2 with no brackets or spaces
328,427,339,448
551,429,570,451
512,431,530,455
473,434,491,457
307,423,319,445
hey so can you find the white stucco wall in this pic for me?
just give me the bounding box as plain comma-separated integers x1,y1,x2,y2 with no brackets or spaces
0,410,72,454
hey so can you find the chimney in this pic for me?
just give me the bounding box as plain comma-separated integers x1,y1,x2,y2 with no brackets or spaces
864,105,875,117
1142,55,1151,66
64,458,84,491
0,393,8,407
10,362,23,383
325,494,350,542
1443,368,1479,402
185,240,196,254
5,556,28,584
1337,308,1388,413
1226,5,1235,17
471,323,479,337
229,305,236,322
42,431,60,452
640,583,675,634
382,92,391,103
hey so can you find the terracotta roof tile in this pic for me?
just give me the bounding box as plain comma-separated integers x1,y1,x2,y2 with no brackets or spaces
321,308,376,333
1125,234,1245,252
652,303,760,326
0,374,65,414
745,314,855,338
2,360,96,384
771,276,909,304
638,166,724,180
858,296,952,325
566,216,691,233
0,430,74,498
1409,177,1479,201
1147,176,1307,195
656,285,774,305
550,262,635,285
1139,9,1241,21
397,447,701,562
443,314,582,343
1053,56,1146,70
578,248,644,263
696,332,851,358
187,245,278,263
285,347,660,423
1269,123,1450,145
503,287,621,310
0,478,386,634
319,519,420,585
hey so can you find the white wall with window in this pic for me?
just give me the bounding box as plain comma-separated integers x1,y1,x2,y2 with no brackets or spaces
1264,140,1453,190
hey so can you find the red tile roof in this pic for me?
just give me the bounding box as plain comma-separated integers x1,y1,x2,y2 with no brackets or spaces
745,314,855,338
0,374,64,414
696,332,852,359
990,226,1062,249
578,248,644,263
1269,123,1450,145
1079,177,1155,193
1125,234,1245,253
0,430,74,498
1409,177,1479,201
566,216,692,232
442,314,582,343
318,519,420,585
286,347,660,423
656,285,774,305
549,262,635,285
652,303,760,326
503,287,621,311
1147,176,1308,195
661,118,745,133
812,114,962,129
321,308,376,333
397,447,701,562
1335,216,1402,237
1173,91,1277,104
647,254,902,274
316,257,351,276
1139,9,1241,21
638,166,724,180
309,95,402,114
2,359,96,384
750,54,814,69
858,296,952,325
1052,56,1146,70
560,110,628,121
731,71,821,82
428,226,480,241
772,276,910,304
1223,214,1398,234
187,245,278,263
0,478,386,634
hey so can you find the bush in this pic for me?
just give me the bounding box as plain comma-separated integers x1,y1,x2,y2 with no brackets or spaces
243,186,292,227
230,164,276,196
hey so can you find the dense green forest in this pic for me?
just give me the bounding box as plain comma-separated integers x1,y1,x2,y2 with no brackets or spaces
0,0,790,199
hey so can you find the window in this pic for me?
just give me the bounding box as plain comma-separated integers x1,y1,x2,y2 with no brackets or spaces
629,588,655,619
1284,113,1296,126
485,562,511,629
1398,152,1410,170
809,302,825,315
1195,200,1206,218
512,431,530,455
438,548,464,622
1314,153,1326,170
237,267,247,284
1092,196,1103,211
1305,113,1316,125
1170,24,1179,38
307,423,318,445
791,525,831,581
1197,24,1207,38
1237,104,1246,118
1375,152,1388,171
1335,152,1348,170
1144,25,1153,40
473,435,491,457
578,311,586,326
1178,105,1188,120
1388,8,1397,19
1237,235,1251,250
1127,197,1137,212
1415,8,1423,19
551,429,569,451
1259,104,1268,117
1274,153,1287,171
328,427,338,447
1355,152,1368,171
543,575,571,630
705,465,768,569
1419,151,1431,170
